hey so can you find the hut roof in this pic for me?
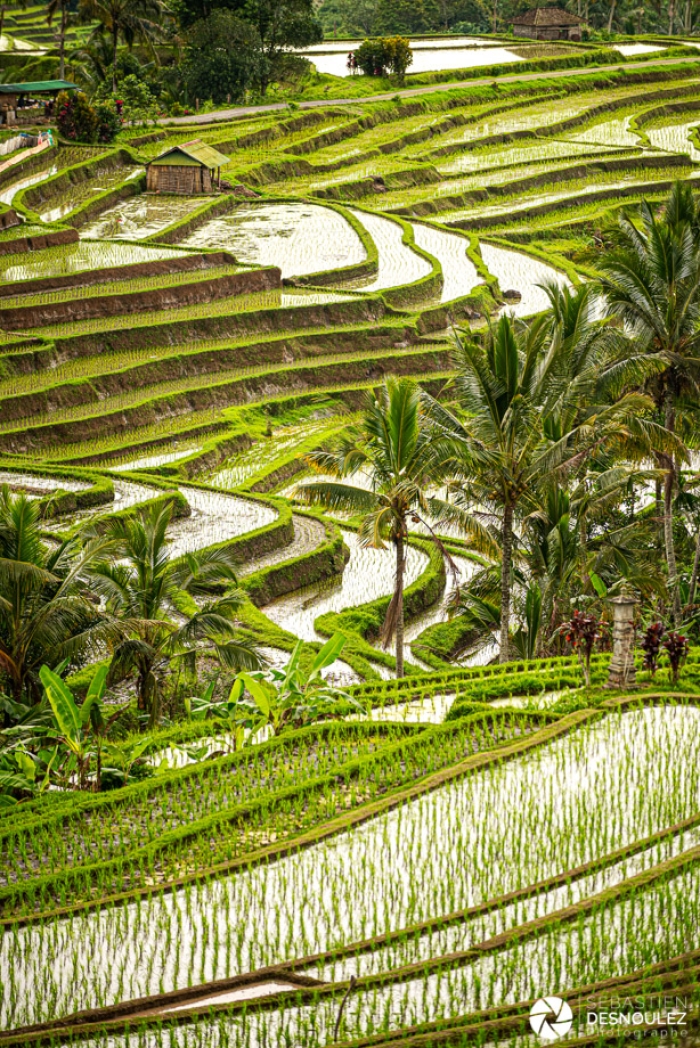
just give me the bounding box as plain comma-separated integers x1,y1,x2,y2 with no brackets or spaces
512,7,585,25
150,139,230,168
0,80,77,94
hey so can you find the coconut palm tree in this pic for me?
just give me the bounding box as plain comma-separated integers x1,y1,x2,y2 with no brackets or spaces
47,0,71,80
79,0,165,92
92,500,261,723
423,315,561,663
294,377,439,678
0,485,116,719
597,182,700,625
425,288,656,662
524,467,666,645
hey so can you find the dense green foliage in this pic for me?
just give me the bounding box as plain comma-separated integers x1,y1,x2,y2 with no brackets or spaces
182,11,267,105
354,36,413,81
319,0,699,37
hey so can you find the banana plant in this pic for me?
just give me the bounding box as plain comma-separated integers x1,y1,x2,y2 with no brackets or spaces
39,664,126,790
101,735,155,787
184,634,364,749
231,632,365,737
0,746,56,807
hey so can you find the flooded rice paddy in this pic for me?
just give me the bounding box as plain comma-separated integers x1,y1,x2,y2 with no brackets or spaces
349,208,432,291
80,196,206,240
4,707,699,1030
296,39,522,77
263,530,429,641
411,223,480,302
0,241,186,284
165,488,278,556
181,202,366,277
0,164,57,205
479,242,570,315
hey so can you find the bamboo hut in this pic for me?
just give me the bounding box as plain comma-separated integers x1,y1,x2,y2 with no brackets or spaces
146,139,229,194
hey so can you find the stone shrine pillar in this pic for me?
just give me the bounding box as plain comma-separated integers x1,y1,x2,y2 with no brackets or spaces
606,594,638,689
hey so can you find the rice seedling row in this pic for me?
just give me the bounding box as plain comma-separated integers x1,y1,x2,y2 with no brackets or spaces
0,710,550,924
2,705,696,1032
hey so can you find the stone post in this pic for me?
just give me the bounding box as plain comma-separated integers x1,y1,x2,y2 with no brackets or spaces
606,594,638,689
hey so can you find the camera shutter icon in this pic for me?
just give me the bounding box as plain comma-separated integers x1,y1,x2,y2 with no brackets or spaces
529,997,574,1040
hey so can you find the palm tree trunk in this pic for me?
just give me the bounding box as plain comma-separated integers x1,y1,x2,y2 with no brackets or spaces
668,0,676,32
664,480,681,622
112,25,118,93
59,0,67,81
395,534,405,679
499,501,514,663
137,659,149,710
607,0,617,31
688,526,700,606
579,514,590,591
663,401,682,625
684,0,692,31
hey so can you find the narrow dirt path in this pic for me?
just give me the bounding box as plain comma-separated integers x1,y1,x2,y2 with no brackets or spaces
159,55,700,126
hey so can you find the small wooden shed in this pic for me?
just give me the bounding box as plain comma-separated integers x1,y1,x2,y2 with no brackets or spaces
512,7,585,41
146,139,229,194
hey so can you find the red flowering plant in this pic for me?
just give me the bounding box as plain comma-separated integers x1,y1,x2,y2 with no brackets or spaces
663,630,689,686
561,610,603,688
640,621,665,677
55,91,97,142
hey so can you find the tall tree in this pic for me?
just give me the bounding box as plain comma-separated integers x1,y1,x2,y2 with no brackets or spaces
47,0,70,80
79,0,165,92
598,182,700,625
183,10,265,105
173,0,321,93
0,486,115,718
425,286,656,662
295,377,437,678
92,501,260,723
424,315,559,663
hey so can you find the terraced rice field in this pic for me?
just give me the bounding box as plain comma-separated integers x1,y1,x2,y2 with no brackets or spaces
3,43,700,1048
181,201,367,277
79,195,207,240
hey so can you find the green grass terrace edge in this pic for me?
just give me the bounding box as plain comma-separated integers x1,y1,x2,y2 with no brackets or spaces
11,147,138,226
0,459,113,517
0,707,569,927
4,695,698,1043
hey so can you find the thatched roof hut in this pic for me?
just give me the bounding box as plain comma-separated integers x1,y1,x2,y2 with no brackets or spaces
146,139,230,194
512,7,585,40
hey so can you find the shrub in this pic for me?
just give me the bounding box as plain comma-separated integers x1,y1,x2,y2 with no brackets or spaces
55,91,120,144
94,101,122,143
355,36,413,81
116,74,158,126
56,91,98,142
641,622,665,676
562,610,603,688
